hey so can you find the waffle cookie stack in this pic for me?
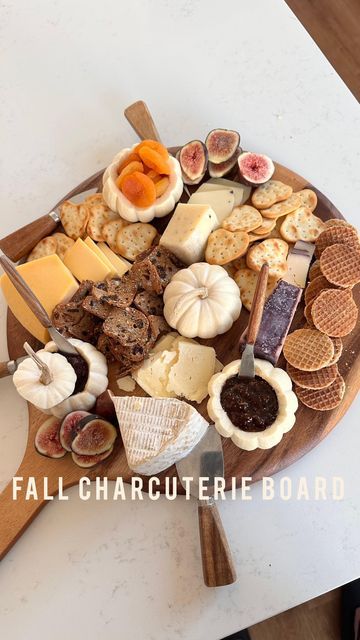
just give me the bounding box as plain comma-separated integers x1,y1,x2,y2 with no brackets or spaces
284,220,360,411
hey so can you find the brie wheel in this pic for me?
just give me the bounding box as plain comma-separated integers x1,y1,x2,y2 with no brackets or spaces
102,145,183,223
207,359,298,451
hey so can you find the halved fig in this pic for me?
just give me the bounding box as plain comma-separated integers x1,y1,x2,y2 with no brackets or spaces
237,151,274,186
35,417,66,459
71,445,114,468
208,148,240,178
60,410,91,452
71,416,117,456
179,140,208,184
205,129,240,164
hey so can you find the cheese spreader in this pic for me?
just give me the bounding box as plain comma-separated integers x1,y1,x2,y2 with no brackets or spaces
0,185,99,263
176,425,237,587
0,250,78,355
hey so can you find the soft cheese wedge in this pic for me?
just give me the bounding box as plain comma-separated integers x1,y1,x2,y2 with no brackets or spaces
112,396,208,474
160,203,218,264
0,254,78,343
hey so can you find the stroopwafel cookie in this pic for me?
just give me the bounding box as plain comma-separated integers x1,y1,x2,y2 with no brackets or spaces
320,243,360,288
286,362,338,389
315,224,360,258
312,289,358,337
309,260,322,281
304,300,315,327
304,275,336,306
329,337,343,365
295,374,345,411
283,328,334,371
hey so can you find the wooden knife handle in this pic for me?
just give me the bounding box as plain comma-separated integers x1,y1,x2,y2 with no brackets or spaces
0,213,58,262
246,263,269,346
0,361,12,378
0,252,52,328
198,500,237,587
124,101,161,142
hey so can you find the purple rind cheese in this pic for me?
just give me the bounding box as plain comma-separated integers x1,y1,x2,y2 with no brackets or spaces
240,280,302,365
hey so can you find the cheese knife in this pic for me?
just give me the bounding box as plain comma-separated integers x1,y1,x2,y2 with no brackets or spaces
0,185,99,263
0,356,27,379
239,263,269,378
0,250,78,355
176,425,237,587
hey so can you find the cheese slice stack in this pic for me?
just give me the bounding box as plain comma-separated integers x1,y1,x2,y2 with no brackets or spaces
112,396,208,475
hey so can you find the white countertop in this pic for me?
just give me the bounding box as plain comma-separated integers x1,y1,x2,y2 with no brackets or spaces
1,0,360,638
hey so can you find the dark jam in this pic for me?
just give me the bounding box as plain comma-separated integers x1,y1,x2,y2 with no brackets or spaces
60,352,89,395
220,375,278,432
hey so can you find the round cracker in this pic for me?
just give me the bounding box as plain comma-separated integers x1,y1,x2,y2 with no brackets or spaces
260,193,301,219
27,236,57,262
311,289,358,337
315,224,360,258
116,222,157,261
280,207,325,243
295,189,317,212
205,229,249,265
283,328,334,371
252,217,276,235
60,201,89,240
246,238,288,279
52,232,75,260
222,205,262,233
295,374,345,411
102,218,129,253
251,181,292,209
286,362,338,389
234,267,277,312
320,243,360,288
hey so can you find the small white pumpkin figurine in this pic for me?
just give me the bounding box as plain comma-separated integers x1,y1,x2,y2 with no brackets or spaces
163,262,241,339
13,342,77,410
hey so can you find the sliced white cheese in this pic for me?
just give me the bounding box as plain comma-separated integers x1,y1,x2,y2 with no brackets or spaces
98,243,131,277
112,396,209,474
188,189,234,224
206,178,251,206
283,241,315,288
132,349,178,398
116,376,136,392
160,203,218,265
166,341,216,403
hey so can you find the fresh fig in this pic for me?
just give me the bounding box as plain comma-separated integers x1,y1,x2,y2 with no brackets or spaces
35,417,67,459
60,410,91,452
94,390,117,424
205,129,240,164
71,445,114,468
208,148,240,178
237,151,274,186
178,140,208,184
71,415,117,456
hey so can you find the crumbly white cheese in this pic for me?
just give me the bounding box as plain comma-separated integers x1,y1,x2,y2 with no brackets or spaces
166,341,216,403
112,396,208,474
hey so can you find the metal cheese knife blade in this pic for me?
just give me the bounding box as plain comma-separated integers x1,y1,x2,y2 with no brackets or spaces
0,250,77,355
176,425,237,587
0,186,99,263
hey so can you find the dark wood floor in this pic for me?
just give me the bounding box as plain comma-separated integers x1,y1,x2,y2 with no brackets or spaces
249,1,359,637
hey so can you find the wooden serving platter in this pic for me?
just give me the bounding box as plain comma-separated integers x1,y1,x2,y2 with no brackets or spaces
1,160,359,561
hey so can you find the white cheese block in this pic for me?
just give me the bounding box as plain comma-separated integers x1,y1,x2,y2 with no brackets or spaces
150,331,179,354
166,341,216,403
206,179,252,206
188,189,234,224
159,203,218,265
132,349,178,398
283,241,315,288
112,396,209,474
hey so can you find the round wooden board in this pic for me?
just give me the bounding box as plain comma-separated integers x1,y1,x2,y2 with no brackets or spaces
1,159,359,560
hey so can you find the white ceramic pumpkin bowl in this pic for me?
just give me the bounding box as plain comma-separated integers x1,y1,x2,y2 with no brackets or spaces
102,145,183,223
207,358,298,451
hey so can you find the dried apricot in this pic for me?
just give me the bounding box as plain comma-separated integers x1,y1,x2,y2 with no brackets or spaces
138,147,171,175
134,140,169,161
147,170,162,183
155,177,169,198
117,153,142,174
116,161,144,189
121,171,156,208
